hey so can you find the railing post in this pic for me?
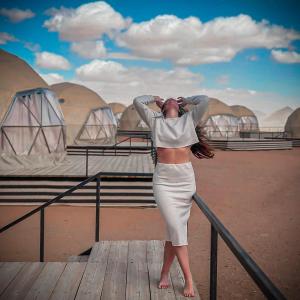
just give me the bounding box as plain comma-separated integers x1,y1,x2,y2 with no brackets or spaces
95,176,101,242
130,136,132,155
210,224,218,300
86,148,89,177
40,208,45,262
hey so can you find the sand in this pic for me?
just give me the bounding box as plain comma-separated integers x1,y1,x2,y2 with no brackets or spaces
0,148,299,299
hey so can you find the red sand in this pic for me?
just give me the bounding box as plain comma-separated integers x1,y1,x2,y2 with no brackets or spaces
0,148,299,299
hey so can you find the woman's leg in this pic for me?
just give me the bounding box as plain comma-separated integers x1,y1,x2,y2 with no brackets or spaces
173,245,195,297
158,241,176,288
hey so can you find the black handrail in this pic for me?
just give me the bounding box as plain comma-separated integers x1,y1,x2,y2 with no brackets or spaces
0,171,153,261
0,172,287,299
192,193,287,300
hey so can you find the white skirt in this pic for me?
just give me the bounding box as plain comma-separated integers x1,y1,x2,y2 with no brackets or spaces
152,161,196,246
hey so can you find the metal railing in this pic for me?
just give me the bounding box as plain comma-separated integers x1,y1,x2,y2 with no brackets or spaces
0,171,152,262
67,131,154,176
205,129,288,140
0,172,287,299
192,193,286,300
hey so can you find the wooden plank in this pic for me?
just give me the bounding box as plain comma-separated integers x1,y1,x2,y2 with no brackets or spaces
0,154,154,177
100,240,129,300
0,262,45,300
88,241,111,263
24,262,66,300
50,262,86,300
75,263,107,300
79,256,89,262
75,242,111,299
170,257,201,300
126,240,150,300
0,262,25,295
67,256,81,262
67,256,88,262
146,240,175,300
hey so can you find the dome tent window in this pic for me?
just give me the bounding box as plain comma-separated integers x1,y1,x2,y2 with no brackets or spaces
0,88,66,170
75,106,118,145
238,116,259,131
205,114,239,138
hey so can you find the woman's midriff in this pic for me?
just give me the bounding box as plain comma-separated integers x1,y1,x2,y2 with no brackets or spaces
156,146,191,164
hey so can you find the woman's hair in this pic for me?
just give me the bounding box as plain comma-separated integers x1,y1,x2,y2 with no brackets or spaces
161,100,215,159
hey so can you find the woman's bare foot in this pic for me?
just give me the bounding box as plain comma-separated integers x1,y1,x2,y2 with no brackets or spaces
183,279,195,297
158,272,170,289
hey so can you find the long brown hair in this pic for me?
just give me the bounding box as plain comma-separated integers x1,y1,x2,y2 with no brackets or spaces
161,100,215,159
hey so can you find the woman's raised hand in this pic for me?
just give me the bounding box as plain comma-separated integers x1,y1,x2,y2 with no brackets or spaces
154,96,164,108
177,96,188,107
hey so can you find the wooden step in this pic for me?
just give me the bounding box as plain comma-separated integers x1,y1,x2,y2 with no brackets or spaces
0,240,201,299
0,178,156,207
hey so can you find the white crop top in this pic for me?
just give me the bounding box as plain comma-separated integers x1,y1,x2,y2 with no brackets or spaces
133,94,209,148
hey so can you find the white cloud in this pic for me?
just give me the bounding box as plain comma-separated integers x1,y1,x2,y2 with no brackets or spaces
71,40,106,59
189,87,298,116
70,40,161,61
116,14,300,65
24,42,40,52
74,59,204,100
40,72,65,84
271,49,300,63
35,51,71,70
0,8,35,23
106,52,160,62
71,59,298,115
0,32,18,44
44,1,131,42
246,55,259,61
216,74,230,85
76,59,128,82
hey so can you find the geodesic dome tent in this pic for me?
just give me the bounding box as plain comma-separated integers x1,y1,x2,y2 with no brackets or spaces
230,105,259,131
0,88,66,170
108,102,126,127
75,106,118,145
50,82,107,145
0,49,48,122
284,107,300,138
185,98,240,138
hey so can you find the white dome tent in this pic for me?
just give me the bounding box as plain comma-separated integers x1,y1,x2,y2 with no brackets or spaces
108,102,126,128
0,88,66,170
237,115,259,131
230,105,259,132
75,106,118,145
205,114,240,138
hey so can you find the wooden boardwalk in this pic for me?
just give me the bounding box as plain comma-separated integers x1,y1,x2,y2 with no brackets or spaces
0,240,201,300
1,154,154,177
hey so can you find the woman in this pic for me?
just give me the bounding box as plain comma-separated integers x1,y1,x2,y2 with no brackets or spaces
133,94,215,297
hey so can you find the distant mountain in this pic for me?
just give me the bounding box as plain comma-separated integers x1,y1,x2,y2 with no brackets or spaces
261,106,294,128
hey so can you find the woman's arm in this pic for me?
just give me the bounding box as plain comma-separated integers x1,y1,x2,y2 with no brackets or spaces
183,95,209,127
133,95,161,128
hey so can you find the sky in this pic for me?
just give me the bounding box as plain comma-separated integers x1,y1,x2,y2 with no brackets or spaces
0,0,300,114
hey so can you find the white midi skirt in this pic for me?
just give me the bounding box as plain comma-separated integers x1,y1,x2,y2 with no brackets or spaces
152,161,196,246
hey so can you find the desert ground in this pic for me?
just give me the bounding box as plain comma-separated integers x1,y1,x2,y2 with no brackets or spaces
0,148,299,299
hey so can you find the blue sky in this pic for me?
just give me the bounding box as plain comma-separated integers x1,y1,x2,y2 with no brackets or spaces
0,0,300,113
